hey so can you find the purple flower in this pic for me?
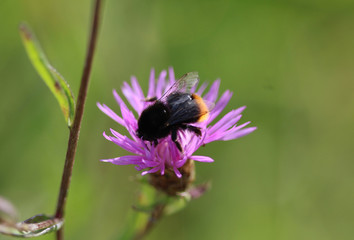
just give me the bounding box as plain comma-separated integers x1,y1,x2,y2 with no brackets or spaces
97,68,256,178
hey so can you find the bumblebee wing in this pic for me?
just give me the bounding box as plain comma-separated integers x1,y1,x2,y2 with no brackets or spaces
167,105,201,126
159,72,199,102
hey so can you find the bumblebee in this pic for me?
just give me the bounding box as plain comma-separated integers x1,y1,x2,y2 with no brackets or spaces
137,72,210,152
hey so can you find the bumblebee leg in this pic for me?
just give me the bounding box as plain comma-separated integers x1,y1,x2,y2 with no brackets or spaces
185,125,202,136
171,129,183,152
144,97,157,102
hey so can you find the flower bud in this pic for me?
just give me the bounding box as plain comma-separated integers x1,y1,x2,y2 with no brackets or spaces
148,159,195,196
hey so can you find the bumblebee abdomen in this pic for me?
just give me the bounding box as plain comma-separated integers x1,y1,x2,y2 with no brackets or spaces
191,93,209,122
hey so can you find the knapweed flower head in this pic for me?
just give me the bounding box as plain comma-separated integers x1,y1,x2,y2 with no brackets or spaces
97,68,256,178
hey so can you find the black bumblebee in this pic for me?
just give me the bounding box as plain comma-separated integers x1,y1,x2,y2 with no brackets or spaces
136,72,210,152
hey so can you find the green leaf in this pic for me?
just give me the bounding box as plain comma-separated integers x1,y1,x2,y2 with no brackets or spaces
19,23,75,127
0,214,63,238
163,195,190,216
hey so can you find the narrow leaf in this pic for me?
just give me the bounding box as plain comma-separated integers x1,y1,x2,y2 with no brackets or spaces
0,214,63,238
19,23,75,127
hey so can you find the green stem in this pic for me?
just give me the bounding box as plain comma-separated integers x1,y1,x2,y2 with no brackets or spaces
133,203,166,240
118,184,168,240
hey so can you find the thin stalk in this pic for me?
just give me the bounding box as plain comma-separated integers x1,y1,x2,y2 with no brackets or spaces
54,0,103,239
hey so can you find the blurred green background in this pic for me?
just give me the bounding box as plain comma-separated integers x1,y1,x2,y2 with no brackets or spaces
1,0,354,239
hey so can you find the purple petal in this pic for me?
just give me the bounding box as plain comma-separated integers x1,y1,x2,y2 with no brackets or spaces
156,70,167,99
105,135,138,154
117,103,139,140
173,165,182,178
97,103,125,126
213,114,242,134
101,155,144,165
222,127,257,141
190,155,214,163
207,90,233,124
175,156,188,168
204,121,251,143
168,67,175,85
103,131,112,141
154,153,165,175
207,107,245,135
141,159,160,167
121,81,144,114
168,140,183,163
113,89,128,109
183,133,201,155
203,79,220,103
131,76,145,100
120,101,137,129
142,165,162,175
224,121,250,135
147,68,155,98
108,129,143,154
196,82,208,96
135,165,145,171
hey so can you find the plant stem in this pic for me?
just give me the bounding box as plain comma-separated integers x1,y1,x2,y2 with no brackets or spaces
54,0,103,239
